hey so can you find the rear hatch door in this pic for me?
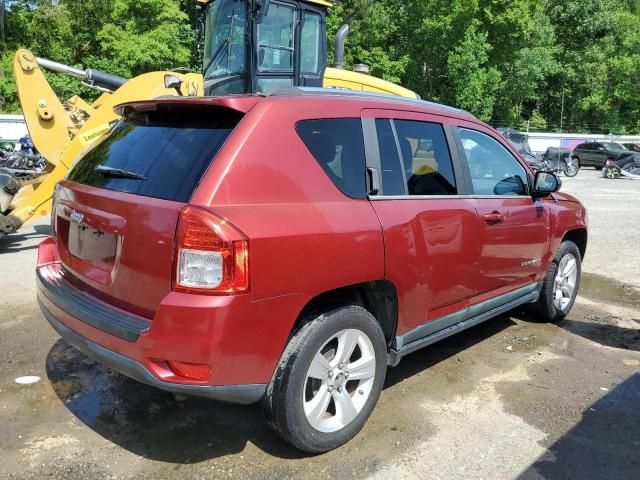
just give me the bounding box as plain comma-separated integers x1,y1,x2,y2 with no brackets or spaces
54,101,245,318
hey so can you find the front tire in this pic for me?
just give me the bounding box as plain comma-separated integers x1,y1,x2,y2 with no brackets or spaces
534,241,581,322
264,306,387,453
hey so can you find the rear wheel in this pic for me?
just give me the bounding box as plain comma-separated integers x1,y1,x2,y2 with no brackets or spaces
563,157,579,177
264,306,387,453
604,165,621,179
533,241,581,322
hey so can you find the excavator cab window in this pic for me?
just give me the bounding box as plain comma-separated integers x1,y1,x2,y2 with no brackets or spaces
203,0,326,96
203,0,249,94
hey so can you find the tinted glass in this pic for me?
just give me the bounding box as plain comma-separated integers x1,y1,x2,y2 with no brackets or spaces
296,118,366,198
395,120,456,195
375,119,405,195
67,105,242,202
459,128,529,196
602,142,625,150
257,2,295,72
300,11,321,74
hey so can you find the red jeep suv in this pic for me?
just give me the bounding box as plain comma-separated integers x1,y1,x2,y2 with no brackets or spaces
37,89,588,452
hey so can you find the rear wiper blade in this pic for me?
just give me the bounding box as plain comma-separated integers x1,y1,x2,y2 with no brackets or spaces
95,165,146,180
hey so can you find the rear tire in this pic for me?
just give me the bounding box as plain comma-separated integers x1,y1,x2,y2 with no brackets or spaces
263,306,387,453
604,165,621,179
533,241,581,322
563,158,579,177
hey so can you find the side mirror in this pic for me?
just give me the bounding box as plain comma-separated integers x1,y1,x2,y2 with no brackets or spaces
164,74,184,96
533,171,560,198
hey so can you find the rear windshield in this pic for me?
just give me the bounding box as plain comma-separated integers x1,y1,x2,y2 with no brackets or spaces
67,104,243,202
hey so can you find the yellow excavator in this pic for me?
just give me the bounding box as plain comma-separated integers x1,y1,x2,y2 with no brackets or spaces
1,0,416,236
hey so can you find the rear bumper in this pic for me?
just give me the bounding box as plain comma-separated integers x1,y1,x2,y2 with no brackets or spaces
36,237,310,404
40,299,266,404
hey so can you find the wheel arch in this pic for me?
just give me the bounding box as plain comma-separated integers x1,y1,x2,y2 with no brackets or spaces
562,228,588,260
291,280,399,348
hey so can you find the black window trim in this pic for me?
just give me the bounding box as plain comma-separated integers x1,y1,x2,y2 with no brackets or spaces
454,126,533,197
363,114,468,198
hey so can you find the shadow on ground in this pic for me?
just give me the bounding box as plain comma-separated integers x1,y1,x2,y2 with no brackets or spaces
518,373,640,479
0,224,49,252
45,314,516,463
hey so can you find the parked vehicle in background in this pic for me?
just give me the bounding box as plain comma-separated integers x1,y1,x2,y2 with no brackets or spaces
498,128,546,171
572,141,628,170
36,89,588,453
603,153,640,179
621,143,640,152
541,147,579,177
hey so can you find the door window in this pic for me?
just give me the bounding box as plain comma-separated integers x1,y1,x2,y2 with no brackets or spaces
459,128,529,196
257,2,295,72
374,119,456,196
395,120,456,195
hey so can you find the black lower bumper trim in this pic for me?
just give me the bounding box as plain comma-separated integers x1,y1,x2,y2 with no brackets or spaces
40,299,267,405
36,267,149,342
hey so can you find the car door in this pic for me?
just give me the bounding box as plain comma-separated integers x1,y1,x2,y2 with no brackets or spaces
362,109,479,336
454,124,551,296
591,142,608,166
577,143,593,166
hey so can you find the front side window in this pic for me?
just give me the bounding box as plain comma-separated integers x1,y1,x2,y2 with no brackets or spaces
257,2,295,72
459,128,529,196
296,119,366,198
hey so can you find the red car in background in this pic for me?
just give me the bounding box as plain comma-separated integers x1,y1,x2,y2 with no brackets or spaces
37,89,588,452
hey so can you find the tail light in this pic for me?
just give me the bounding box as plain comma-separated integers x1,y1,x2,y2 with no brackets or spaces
173,206,249,295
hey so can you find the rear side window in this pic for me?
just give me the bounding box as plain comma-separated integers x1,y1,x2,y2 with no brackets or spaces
296,118,366,198
67,104,242,202
374,118,456,196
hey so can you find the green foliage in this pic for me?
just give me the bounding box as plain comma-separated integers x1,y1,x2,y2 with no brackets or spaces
2,0,640,133
446,21,501,121
0,0,194,113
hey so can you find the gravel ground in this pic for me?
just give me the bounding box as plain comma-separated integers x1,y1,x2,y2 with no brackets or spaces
560,168,640,288
0,168,638,479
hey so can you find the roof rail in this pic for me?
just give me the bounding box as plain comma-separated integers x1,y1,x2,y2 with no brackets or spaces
266,86,474,118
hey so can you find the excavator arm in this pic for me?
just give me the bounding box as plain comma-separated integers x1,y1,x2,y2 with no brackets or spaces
1,49,203,235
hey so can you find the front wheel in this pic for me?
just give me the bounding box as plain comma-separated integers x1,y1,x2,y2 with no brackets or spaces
264,306,387,453
563,158,580,177
533,241,581,322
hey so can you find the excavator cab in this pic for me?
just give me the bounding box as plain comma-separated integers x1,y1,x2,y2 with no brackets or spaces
201,0,330,95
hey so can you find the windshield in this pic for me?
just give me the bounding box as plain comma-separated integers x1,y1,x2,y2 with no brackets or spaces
203,0,247,80
602,142,625,151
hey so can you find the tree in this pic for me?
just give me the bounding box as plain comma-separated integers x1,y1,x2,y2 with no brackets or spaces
444,21,501,121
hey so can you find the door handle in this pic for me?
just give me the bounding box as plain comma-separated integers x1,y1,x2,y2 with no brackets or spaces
483,211,505,224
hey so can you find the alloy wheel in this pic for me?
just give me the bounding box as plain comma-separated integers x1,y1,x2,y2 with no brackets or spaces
553,253,578,311
303,329,376,433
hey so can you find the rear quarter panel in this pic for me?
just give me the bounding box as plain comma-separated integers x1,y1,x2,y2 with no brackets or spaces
192,96,385,302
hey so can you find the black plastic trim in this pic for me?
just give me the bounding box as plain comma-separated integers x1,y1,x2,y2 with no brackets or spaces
40,299,267,405
389,282,542,366
36,268,149,342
